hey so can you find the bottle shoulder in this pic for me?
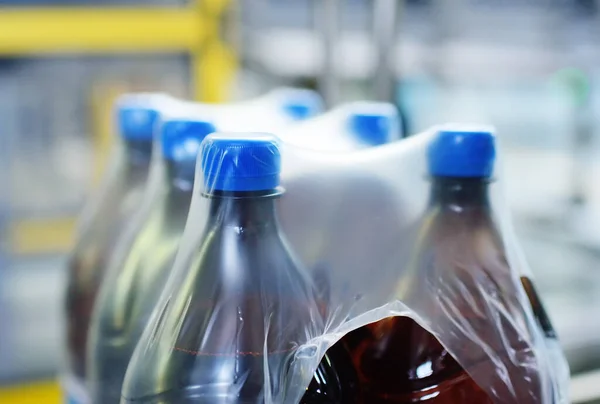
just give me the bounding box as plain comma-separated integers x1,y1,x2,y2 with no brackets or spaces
122,221,321,402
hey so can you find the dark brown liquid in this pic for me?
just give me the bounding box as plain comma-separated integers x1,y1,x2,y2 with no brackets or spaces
332,177,545,403
301,341,360,404
65,253,105,378
343,317,492,403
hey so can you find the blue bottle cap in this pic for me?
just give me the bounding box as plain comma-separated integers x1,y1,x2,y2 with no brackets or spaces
281,90,323,121
348,111,397,146
117,106,160,141
427,127,496,178
201,133,281,192
115,94,169,141
161,119,217,161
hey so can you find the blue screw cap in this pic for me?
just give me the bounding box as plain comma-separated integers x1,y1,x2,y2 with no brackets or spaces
115,94,169,141
349,111,397,146
118,107,160,141
280,90,323,121
201,133,281,192
161,119,217,161
427,127,496,178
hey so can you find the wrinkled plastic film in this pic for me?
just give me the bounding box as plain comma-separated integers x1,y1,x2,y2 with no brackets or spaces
122,127,568,403
64,93,172,393
87,89,327,404
73,92,171,251
87,106,211,404
86,112,172,401
487,143,570,404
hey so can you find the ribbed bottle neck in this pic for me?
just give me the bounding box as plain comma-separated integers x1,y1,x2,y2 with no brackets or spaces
429,177,491,209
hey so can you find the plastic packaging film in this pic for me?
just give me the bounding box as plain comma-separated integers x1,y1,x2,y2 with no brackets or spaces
172,87,325,134
118,125,569,403
67,88,325,404
87,113,217,403
64,92,172,404
86,87,324,399
280,101,401,152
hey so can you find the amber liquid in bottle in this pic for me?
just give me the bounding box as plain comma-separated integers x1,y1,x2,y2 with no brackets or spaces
344,316,492,403
340,177,545,403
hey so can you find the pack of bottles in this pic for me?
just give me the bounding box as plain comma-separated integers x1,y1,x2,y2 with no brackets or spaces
65,89,569,404
65,88,327,403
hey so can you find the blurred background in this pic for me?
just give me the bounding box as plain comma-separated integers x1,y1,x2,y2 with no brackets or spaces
0,0,599,402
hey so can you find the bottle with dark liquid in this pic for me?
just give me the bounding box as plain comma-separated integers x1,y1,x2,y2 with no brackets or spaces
88,117,217,404
64,93,167,403
340,128,546,403
121,133,358,404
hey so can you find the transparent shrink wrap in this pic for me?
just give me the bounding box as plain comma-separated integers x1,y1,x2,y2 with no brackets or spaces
121,126,569,404
87,114,216,404
177,87,324,133
64,92,173,403
86,88,325,404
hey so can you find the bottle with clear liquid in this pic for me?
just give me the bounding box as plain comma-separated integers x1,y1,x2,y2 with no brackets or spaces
88,117,217,404
340,129,547,403
121,133,358,404
64,93,168,403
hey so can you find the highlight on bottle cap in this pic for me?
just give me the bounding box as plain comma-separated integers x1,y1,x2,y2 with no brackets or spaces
277,88,324,121
427,125,496,178
201,133,281,192
347,102,400,147
115,93,170,141
161,118,217,161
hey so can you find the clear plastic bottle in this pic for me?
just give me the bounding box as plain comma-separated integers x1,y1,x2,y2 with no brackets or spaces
63,93,169,404
121,133,358,404
340,128,547,403
88,117,217,404
65,87,322,403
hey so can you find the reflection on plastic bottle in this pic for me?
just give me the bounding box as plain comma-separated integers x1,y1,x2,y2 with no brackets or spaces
122,134,357,403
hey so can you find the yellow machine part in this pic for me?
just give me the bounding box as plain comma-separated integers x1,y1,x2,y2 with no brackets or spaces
2,0,236,256
0,381,61,404
0,8,206,54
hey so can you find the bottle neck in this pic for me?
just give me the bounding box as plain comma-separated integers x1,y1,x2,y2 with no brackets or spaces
164,160,195,221
124,139,153,171
166,160,195,193
206,190,280,230
429,176,491,209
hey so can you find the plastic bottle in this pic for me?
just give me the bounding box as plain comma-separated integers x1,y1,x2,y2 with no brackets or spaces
87,117,217,404
63,93,169,404
121,133,357,404
65,88,321,403
339,128,546,403
281,101,400,152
